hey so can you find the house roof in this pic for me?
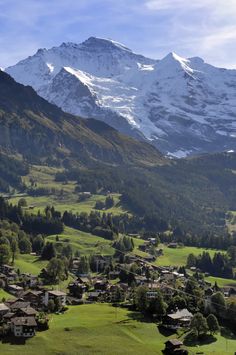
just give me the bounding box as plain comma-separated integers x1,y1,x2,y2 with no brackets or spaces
20,307,37,316
3,312,15,319
11,316,37,327
48,290,66,296
22,290,42,297
165,339,183,346
10,301,31,310
0,303,10,312
168,309,193,320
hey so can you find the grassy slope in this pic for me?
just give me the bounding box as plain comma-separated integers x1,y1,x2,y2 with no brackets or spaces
0,304,235,355
14,254,47,275
134,243,221,266
13,253,74,292
46,226,114,256
9,165,127,216
205,275,236,287
156,245,219,266
0,289,15,300
134,242,236,286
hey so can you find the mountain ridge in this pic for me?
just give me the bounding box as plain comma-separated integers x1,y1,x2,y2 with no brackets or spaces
0,69,164,167
6,37,236,157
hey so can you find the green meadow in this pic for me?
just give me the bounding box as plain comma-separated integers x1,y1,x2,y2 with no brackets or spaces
14,254,47,275
0,304,235,355
0,288,14,300
46,226,114,256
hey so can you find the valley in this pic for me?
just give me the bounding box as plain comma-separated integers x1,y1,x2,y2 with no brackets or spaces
1,33,236,355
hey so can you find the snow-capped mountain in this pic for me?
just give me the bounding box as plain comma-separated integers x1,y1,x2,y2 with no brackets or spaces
6,37,236,157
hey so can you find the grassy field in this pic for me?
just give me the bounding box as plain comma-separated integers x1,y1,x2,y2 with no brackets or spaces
205,275,236,287
12,253,74,291
9,165,127,216
14,254,47,275
155,244,221,267
46,226,114,256
9,192,126,215
0,288,15,300
134,242,221,267
0,304,235,355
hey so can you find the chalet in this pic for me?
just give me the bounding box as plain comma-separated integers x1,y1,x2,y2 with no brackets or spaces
146,291,159,299
221,286,236,298
21,290,43,307
144,255,156,262
3,312,15,323
164,339,188,354
70,257,80,273
16,306,38,317
164,309,193,329
160,272,175,282
94,280,109,291
68,280,87,298
21,273,38,288
11,316,37,338
0,303,10,318
135,275,148,285
78,276,90,285
108,271,120,279
1,264,14,275
8,284,23,296
44,290,67,306
172,271,185,279
80,192,91,197
167,243,178,249
148,238,158,245
0,273,7,282
87,291,104,302
9,301,31,312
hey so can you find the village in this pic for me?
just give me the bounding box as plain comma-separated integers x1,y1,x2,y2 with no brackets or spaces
0,236,235,354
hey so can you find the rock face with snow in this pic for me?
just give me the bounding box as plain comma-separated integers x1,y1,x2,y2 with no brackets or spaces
6,37,236,157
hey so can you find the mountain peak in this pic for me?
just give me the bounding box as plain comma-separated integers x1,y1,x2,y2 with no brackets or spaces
161,51,189,65
157,51,194,77
81,36,132,52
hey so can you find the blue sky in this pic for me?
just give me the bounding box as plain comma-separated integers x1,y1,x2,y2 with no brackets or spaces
1,0,236,68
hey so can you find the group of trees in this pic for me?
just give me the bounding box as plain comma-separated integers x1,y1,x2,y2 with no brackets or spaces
190,313,220,338
134,286,167,317
159,228,236,250
94,196,114,210
187,250,235,279
0,154,29,192
113,236,134,256
45,257,69,283
62,209,168,242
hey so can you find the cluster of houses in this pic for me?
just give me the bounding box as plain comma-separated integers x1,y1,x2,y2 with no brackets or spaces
0,242,235,342
0,264,67,338
68,251,236,317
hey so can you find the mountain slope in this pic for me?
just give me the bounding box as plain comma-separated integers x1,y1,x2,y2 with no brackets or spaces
2,70,236,236
0,70,164,167
6,37,236,157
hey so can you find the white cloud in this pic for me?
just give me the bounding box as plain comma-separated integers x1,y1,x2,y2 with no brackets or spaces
145,0,236,12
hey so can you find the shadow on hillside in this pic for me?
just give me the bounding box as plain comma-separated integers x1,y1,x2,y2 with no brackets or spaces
158,325,176,337
183,332,217,347
1,335,26,345
220,327,236,340
126,311,153,323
